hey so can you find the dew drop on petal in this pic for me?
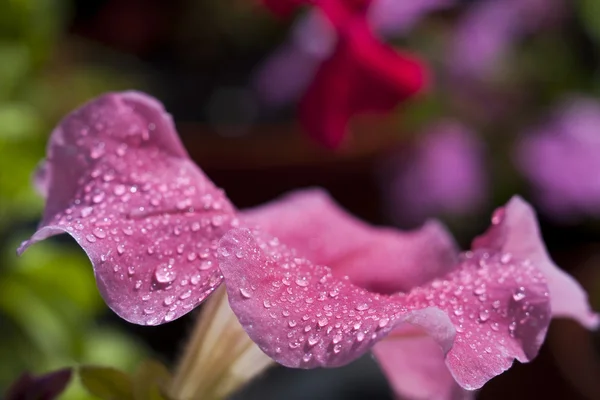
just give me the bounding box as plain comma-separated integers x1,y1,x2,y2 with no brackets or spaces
154,264,177,284
479,310,490,323
295,277,309,287
333,333,343,344
512,287,526,301
240,288,252,299
378,318,389,328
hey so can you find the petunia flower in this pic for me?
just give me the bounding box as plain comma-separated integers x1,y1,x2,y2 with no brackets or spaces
218,189,598,397
515,97,600,221
18,92,597,397
255,0,428,149
379,120,488,227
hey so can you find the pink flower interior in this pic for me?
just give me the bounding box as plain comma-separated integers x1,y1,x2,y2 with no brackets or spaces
18,92,239,325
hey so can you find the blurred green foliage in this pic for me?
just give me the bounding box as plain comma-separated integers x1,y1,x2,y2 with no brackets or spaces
0,0,149,397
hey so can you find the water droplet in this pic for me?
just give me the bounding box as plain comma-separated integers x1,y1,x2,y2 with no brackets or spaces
191,274,201,285
155,264,177,284
81,207,93,218
263,300,272,308
179,290,192,300
332,333,343,344
356,331,365,342
479,310,490,322
288,320,297,328
135,280,142,290
318,317,328,327
307,335,319,346
355,303,369,311
378,318,389,328
90,143,105,159
491,322,500,331
164,296,175,306
92,192,105,204
86,234,96,243
199,261,213,270
117,244,125,255
295,277,309,287
333,344,342,354
512,287,526,301
473,285,486,296
116,143,128,156
219,247,230,257
92,227,106,239
500,253,512,264
164,310,177,322
239,288,251,299
302,353,312,363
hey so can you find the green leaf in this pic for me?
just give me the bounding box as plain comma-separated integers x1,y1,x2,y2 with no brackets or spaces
79,366,134,400
133,360,172,400
578,0,600,44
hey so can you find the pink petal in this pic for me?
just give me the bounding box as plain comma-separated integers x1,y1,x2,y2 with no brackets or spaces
18,92,238,325
242,188,459,293
298,3,427,149
219,227,551,390
472,196,600,329
373,330,473,400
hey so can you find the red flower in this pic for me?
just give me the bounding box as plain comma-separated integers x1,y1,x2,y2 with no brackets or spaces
262,0,428,149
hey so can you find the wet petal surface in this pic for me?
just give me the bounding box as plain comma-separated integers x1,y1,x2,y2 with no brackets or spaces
18,92,238,325
473,196,599,329
242,188,459,293
219,228,551,390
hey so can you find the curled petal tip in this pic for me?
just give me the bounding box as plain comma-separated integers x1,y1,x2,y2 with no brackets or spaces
19,91,238,325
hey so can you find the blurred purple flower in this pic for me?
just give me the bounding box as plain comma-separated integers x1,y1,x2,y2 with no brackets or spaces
516,97,600,221
448,0,564,80
253,0,452,107
380,120,488,226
